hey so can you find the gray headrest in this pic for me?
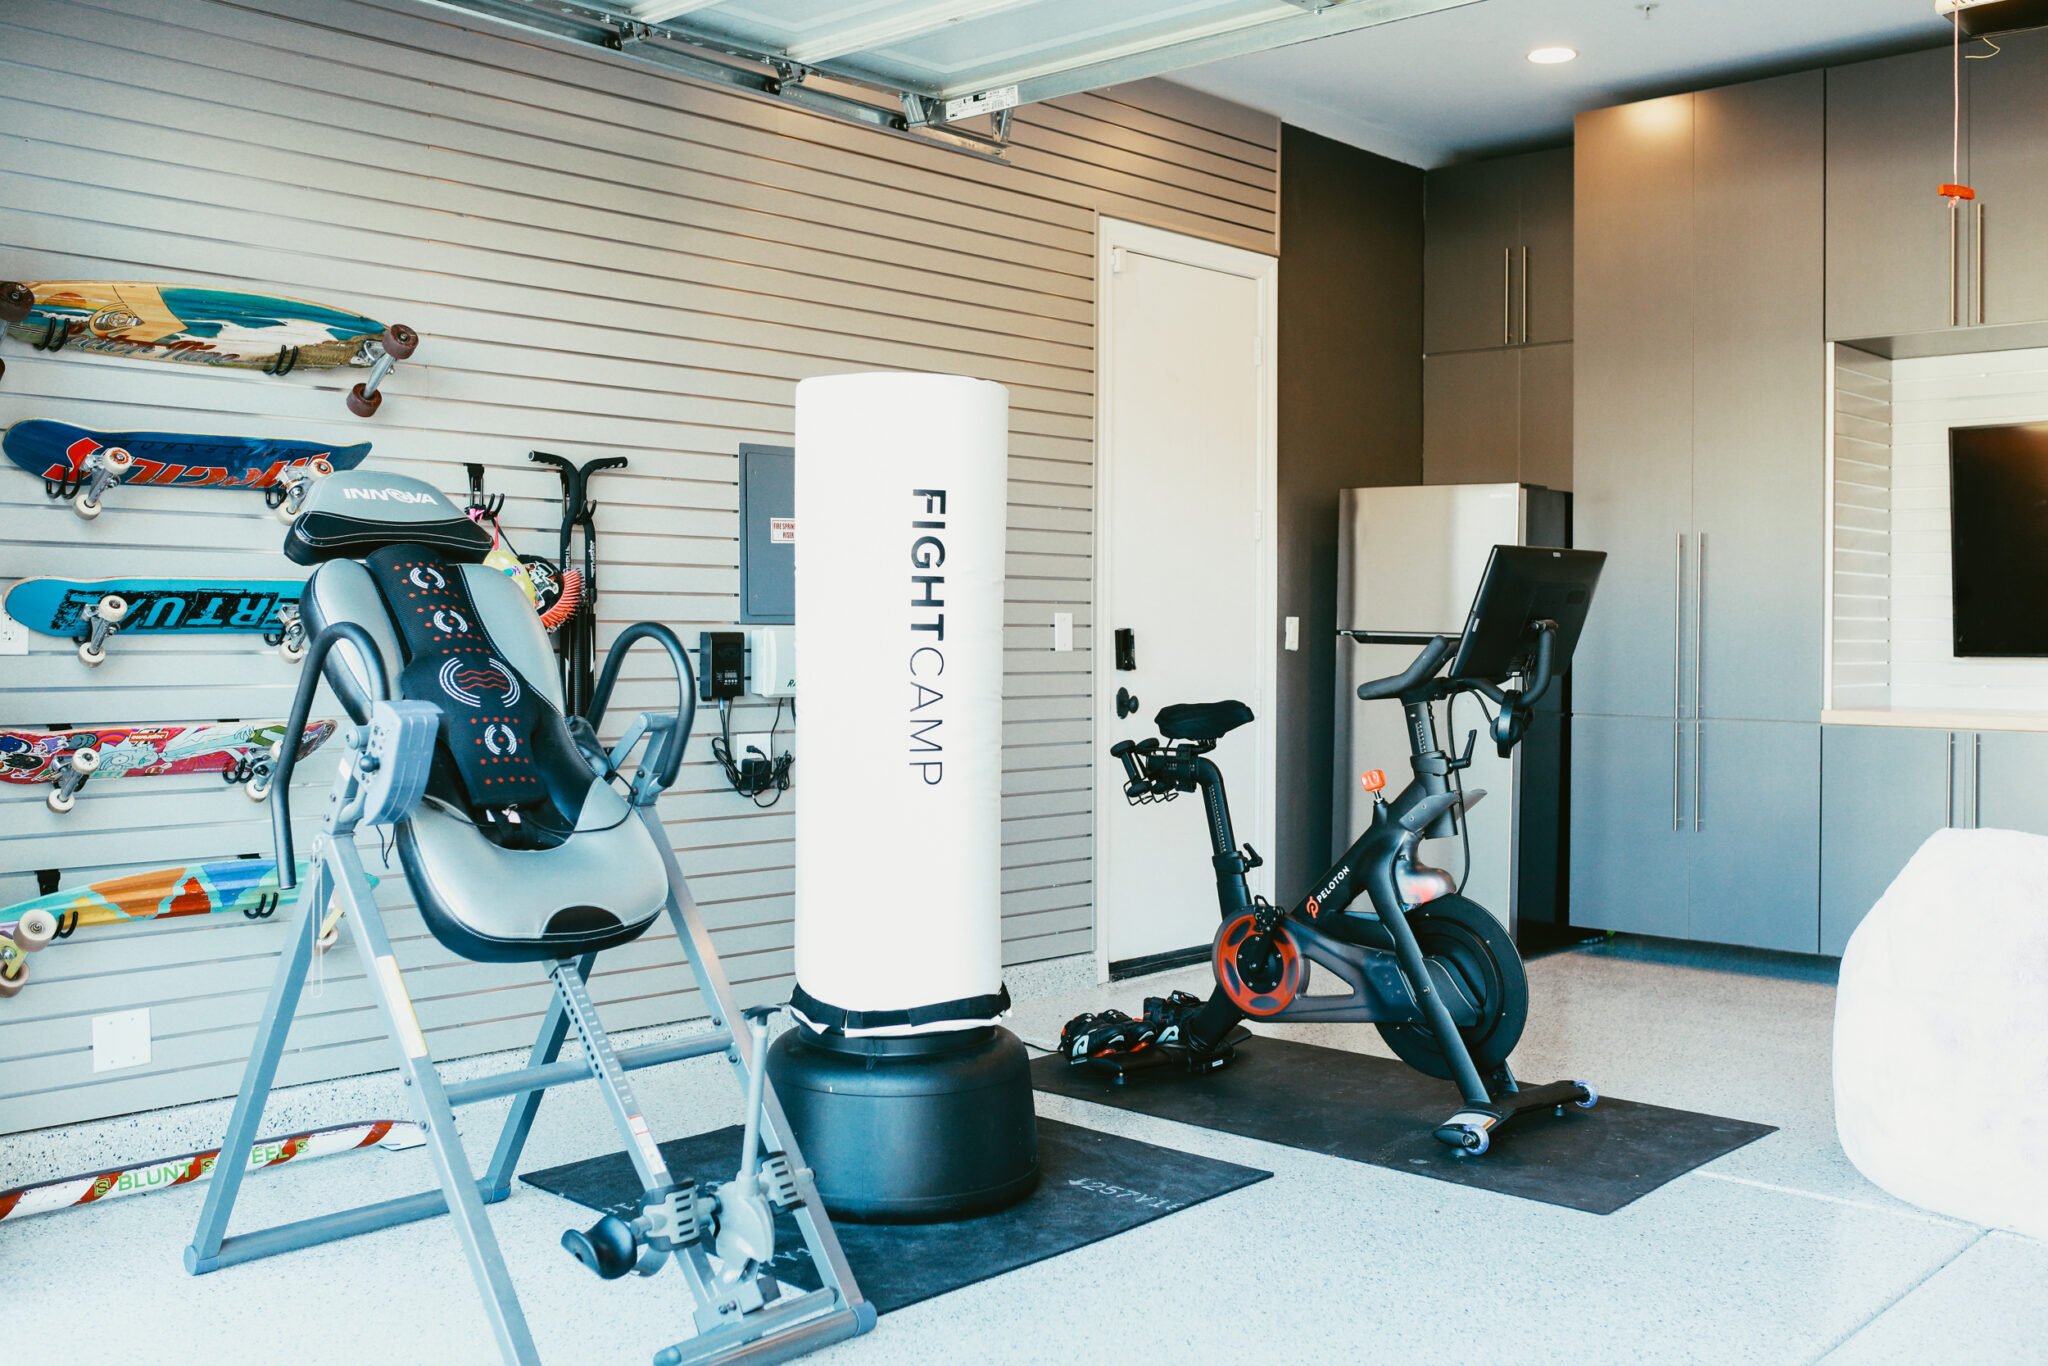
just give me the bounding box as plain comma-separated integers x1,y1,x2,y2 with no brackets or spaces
285,470,492,566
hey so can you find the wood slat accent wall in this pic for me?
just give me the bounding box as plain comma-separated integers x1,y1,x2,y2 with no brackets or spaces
0,0,1277,1134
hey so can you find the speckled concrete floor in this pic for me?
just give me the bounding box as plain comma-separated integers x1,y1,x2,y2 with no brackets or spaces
4,942,2038,1364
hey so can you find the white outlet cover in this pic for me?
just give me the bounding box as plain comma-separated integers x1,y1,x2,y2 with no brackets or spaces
92,1008,151,1072
1284,616,1300,651
0,604,26,656
1052,611,1074,652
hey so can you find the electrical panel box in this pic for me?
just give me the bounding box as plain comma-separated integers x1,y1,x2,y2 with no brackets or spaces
700,631,745,700
738,444,794,624
750,626,796,696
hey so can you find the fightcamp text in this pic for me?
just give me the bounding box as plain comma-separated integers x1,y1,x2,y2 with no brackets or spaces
909,488,947,785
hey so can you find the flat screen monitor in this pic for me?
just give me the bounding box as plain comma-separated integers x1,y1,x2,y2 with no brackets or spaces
1448,545,1605,684
1949,421,2048,657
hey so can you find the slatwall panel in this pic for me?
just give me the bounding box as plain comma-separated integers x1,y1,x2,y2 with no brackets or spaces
0,0,1278,1134
1830,346,1892,708
1889,346,2048,710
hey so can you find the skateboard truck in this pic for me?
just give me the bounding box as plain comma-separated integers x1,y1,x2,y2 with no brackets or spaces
269,459,335,523
75,594,129,666
266,604,309,663
46,746,100,815
51,446,135,520
344,325,419,418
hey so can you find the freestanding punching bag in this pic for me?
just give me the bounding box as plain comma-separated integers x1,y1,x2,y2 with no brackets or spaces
767,372,1039,1222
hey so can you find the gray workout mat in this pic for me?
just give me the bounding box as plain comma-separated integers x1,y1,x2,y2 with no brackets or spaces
521,1116,1270,1313
1031,1037,1774,1214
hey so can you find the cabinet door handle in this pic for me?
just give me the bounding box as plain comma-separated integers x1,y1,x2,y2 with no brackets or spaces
1949,199,1960,328
1693,719,1703,833
1519,246,1530,344
1946,731,1956,826
1503,247,1514,346
1673,533,1685,831
1975,201,1987,326
1973,731,1982,827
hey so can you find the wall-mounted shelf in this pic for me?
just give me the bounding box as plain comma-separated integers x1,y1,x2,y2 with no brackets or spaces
1823,707,2048,735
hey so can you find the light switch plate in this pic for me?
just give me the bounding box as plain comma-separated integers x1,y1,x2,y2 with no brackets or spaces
1052,611,1074,652
1284,616,1300,651
92,1009,151,1072
0,604,26,655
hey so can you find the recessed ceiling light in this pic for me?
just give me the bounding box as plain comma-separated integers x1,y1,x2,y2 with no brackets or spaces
1527,46,1579,64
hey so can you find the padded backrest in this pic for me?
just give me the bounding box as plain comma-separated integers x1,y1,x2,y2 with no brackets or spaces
290,474,668,961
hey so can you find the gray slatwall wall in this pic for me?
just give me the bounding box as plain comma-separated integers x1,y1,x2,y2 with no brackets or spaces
0,0,1278,1133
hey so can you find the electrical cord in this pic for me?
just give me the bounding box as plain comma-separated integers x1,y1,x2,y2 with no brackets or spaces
711,697,795,806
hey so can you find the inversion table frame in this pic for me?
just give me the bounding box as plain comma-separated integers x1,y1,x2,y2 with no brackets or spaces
186,622,873,1366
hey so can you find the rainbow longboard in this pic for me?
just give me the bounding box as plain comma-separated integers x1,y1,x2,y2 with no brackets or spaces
0,281,417,415
0,859,365,998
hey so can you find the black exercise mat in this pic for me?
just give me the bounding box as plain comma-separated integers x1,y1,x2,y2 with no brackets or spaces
1032,1037,1774,1215
522,1116,1269,1313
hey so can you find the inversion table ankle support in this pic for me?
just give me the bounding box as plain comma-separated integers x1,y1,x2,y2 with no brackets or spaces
184,471,873,1366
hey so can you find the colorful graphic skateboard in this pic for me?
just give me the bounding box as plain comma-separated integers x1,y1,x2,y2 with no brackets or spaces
4,577,308,665
3,418,369,519
0,859,363,998
0,1120,423,1220
0,719,337,813
0,281,417,415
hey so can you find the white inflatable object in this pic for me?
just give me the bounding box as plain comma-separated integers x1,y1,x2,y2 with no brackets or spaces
1834,826,2048,1239
791,372,1010,1036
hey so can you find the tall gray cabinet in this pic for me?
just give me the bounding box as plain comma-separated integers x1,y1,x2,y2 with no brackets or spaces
1422,147,1573,489
1570,72,1827,953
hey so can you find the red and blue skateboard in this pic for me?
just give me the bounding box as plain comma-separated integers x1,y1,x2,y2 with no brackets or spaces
0,280,417,415
3,576,308,665
3,418,369,519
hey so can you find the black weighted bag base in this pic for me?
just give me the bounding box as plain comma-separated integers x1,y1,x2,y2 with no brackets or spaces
767,1024,1039,1223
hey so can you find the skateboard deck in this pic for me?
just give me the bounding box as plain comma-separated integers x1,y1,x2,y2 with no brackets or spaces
0,1120,422,1221
1,859,318,937
3,418,369,491
0,281,407,372
0,719,336,794
6,578,303,638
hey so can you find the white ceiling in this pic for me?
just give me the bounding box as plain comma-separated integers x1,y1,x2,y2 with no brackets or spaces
1172,0,1956,168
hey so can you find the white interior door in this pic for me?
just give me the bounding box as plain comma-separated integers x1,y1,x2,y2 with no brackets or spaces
1096,218,1276,974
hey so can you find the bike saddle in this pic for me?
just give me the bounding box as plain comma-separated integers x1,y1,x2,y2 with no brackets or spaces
1156,700,1254,742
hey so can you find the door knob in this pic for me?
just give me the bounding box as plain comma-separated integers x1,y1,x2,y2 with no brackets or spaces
1116,686,1140,720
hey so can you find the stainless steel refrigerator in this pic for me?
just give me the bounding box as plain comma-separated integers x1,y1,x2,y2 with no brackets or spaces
1333,483,1573,946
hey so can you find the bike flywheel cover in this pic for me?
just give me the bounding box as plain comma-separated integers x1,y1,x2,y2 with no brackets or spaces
1213,912,1307,1017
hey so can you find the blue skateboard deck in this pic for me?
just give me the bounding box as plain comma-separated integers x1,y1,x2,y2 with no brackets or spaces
4,578,303,638
3,418,368,490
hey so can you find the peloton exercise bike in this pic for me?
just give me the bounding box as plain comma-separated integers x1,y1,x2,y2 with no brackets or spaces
1110,545,1605,1155
185,471,872,1365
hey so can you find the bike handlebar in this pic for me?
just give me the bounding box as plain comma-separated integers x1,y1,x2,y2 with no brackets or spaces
1355,635,1453,701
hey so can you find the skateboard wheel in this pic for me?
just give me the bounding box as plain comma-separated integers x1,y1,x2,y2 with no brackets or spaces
311,458,333,477
70,747,101,775
78,640,106,667
0,281,32,323
246,774,271,802
0,959,24,997
15,909,58,951
381,323,419,361
275,498,300,525
105,447,134,471
280,637,307,664
98,594,129,624
46,788,75,815
346,382,382,418
75,494,103,520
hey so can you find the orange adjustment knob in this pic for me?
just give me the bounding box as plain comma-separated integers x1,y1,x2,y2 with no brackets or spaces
1360,769,1386,793
1939,183,1976,201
